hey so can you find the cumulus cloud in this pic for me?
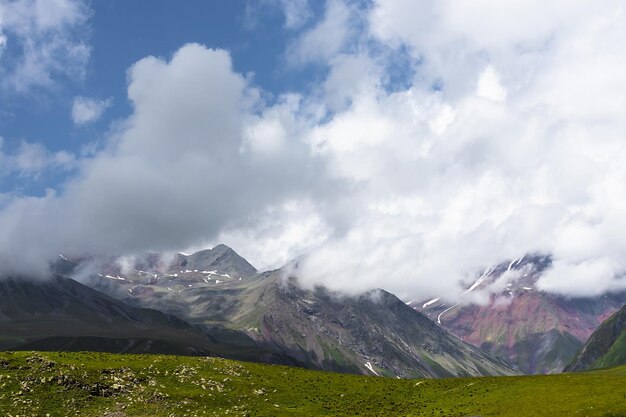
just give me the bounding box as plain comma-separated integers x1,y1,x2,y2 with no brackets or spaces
0,0,91,92
287,0,354,65
71,96,112,125
0,44,330,277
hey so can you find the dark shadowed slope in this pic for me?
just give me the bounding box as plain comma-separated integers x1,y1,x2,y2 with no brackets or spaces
0,275,293,363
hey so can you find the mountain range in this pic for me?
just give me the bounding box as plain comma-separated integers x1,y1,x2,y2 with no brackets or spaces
74,246,515,378
0,245,515,379
3,245,625,378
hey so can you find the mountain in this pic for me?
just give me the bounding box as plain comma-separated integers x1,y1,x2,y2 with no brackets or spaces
566,303,626,371
0,274,291,364
235,271,515,378
79,246,516,378
414,254,626,374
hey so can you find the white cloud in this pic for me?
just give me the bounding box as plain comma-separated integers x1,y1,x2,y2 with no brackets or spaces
287,0,353,65
538,259,626,298
242,94,304,156
476,66,507,102
0,0,91,92
289,0,626,300
71,96,112,125
0,138,76,178
244,117,287,155
322,53,381,112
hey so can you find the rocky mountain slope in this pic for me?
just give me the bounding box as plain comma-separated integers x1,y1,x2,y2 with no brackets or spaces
76,246,516,378
0,274,291,363
414,255,626,374
566,303,626,371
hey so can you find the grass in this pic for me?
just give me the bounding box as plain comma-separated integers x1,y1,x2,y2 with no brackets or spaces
0,351,625,417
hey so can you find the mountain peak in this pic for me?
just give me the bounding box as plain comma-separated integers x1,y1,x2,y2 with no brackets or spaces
211,243,234,253
177,245,257,278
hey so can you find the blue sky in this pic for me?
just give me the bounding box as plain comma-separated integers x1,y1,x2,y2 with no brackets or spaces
0,1,328,195
1,0,626,300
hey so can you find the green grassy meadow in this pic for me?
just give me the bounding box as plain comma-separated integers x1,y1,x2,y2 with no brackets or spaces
0,351,625,417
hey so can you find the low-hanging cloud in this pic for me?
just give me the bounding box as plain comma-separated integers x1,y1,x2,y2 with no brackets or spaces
3,1,626,302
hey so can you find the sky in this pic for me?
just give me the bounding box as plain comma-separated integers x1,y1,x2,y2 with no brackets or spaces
1,0,626,302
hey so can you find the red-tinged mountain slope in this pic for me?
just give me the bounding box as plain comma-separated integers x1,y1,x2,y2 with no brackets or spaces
414,255,626,374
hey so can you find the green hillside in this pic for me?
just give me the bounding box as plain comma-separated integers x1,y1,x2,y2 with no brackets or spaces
594,331,626,369
1,351,625,416
567,304,626,372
